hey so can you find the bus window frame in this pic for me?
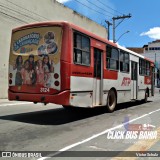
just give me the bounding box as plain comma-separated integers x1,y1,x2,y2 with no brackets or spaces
106,45,119,71
139,58,151,76
146,61,150,76
119,50,130,73
73,31,91,67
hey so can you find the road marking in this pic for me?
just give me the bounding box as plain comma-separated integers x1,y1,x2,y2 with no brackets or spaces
38,108,160,160
89,145,108,151
111,127,160,160
0,102,32,107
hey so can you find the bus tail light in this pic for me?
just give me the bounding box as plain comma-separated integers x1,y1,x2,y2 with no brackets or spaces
9,79,12,84
54,73,59,79
54,81,60,86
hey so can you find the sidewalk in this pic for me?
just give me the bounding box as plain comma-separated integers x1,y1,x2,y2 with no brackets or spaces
155,87,160,93
0,98,11,104
0,98,30,105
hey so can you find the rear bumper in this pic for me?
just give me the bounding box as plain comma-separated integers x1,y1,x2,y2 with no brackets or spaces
8,89,70,105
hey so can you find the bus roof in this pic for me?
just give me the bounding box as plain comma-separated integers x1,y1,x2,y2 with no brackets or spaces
12,21,154,63
12,21,66,32
118,45,144,58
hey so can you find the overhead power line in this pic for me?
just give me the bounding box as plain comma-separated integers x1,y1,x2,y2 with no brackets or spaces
84,0,115,17
73,0,112,18
112,14,132,43
0,4,41,22
0,11,28,24
97,0,123,15
6,0,49,21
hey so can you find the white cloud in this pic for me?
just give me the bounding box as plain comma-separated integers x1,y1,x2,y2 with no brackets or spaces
56,0,71,3
140,27,160,39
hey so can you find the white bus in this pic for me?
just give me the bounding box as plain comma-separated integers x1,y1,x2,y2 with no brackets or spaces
8,22,155,112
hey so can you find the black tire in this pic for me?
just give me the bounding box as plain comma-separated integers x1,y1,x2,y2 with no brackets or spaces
62,105,72,109
106,89,117,112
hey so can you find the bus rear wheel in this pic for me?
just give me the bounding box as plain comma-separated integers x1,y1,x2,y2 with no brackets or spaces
62,105,72,109
106,89,117,112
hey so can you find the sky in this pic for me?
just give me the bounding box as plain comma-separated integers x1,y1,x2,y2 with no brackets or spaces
56,0,160,48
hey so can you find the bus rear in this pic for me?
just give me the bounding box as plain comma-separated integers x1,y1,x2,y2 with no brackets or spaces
8,22,70,105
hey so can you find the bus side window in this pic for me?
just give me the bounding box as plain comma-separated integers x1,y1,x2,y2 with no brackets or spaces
120,50,130,73
82,52,90,65
146,61,150,76
106,45,119,70
73,32,90,66
139,59,150,76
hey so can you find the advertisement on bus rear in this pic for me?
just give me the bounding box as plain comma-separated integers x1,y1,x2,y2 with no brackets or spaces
9,26,62,94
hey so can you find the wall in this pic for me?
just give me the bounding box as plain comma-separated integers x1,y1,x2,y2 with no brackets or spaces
0,0,107,98
144,42,160,54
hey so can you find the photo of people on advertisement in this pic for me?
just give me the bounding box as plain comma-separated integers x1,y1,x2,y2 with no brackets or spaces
10,27,62,91
13,55,23,85
13,54,54,87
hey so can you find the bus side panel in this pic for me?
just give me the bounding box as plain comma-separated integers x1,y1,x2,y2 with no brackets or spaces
70,76,93,107
116,72,131,104
61,24,72,63
138,75,146,100
138,68,152,100
69,32,94,107
138,58,154,99
103,73,131,105
70,64,94,107
61,61,70,91
137,76,152,100
60,23,72,96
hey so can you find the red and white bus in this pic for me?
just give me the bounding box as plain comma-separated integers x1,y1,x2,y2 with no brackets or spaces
8,21,155,112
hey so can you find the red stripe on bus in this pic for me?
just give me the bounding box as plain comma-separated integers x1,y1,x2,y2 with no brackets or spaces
104,69,118,80
71,64,93,77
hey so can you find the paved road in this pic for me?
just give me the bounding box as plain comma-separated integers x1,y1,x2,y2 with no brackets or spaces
0,91,160,160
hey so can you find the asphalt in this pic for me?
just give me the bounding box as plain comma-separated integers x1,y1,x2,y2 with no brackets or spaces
0,88,160,160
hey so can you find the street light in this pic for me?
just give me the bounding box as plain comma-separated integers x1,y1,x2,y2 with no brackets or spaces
115,30,130,43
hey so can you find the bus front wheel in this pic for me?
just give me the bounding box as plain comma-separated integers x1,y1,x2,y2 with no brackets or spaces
106,89,117,112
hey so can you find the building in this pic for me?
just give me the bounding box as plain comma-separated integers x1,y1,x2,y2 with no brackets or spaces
126,47,143,54
0,0,107,98
128,40,160,87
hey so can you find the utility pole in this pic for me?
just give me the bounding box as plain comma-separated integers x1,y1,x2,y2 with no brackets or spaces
105,20,112,40
155,53,157,86
112,14,131,43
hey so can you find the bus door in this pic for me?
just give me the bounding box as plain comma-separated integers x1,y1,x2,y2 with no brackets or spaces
131,61,138,99
93,48,103,106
